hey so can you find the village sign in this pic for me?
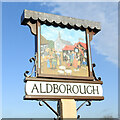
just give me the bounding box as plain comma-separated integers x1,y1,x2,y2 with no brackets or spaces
21,9,104,101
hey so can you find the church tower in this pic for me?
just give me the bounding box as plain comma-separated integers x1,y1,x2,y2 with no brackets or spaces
56,31,61,41
54,31,72,52
58,31,61,39
54,32,61,51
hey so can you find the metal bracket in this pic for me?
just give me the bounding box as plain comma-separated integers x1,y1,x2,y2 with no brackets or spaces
39,101,43,106
92,63,101,81
24,56,37,77
76,100,92,112
39,100,60,119
38,100,92,119
76,101,92,119
77,115,80,119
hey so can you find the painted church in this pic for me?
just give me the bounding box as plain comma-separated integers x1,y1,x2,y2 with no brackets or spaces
54,32,72,52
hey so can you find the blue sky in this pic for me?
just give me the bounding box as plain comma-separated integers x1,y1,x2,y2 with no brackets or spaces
1,2,118,118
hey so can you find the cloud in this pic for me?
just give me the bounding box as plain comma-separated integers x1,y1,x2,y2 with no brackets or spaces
48,2,118,66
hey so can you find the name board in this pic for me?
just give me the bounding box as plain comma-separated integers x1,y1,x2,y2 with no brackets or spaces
25,80,103,100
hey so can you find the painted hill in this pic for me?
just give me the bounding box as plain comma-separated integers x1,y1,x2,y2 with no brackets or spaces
47,40,54,49
41,35,48,45
41,35,54,49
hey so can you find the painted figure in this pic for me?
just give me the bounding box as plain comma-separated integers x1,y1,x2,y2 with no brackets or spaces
57,52,61,66
69,52,73,66
47,56,50,68
59,54,61,66
52,51,57,69
82,58,87,66
77,55,81,68
73,53,78,69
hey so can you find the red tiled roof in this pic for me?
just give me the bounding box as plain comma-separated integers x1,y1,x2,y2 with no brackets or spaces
62,45,75,51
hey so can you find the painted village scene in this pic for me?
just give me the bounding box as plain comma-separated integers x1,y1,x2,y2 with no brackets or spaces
40,25,89,77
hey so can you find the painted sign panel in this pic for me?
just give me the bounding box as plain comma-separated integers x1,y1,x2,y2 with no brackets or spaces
25,81,103,97
40,25,89,77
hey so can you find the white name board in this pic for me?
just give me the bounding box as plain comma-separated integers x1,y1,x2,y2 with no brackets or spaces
25,81,103,97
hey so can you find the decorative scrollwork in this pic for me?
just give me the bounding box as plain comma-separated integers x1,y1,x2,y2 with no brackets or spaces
77,115,80,119
92,63,101,81
86,101,91,106
39,100,59,117
76,101,91,119
24,56,36,77
39,101,43,106
76,100,91,112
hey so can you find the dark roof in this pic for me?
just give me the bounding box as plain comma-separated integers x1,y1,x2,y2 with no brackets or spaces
21,9,101,34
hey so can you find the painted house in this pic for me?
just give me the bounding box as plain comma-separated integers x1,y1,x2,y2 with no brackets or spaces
74,41,87,51
62,41,87,63
62,41,87,55
74,41,87,59
62,45,75,53
54,32,72,52
41,35,48,55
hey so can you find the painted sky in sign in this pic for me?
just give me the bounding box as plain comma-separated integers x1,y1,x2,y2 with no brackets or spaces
41,24,86,44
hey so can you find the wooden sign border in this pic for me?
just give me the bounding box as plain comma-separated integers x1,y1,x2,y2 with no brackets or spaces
24,95,104,101
24,77,103,84
36,21,95,80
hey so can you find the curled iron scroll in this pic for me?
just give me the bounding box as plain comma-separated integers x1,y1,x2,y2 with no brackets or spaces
86,101,91,106
39,101,43,106
24,57,36,77
92,63,101,81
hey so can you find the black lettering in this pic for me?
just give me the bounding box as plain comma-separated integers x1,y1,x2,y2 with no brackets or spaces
72,85,79,94
93,86,99,94
59,84,66,93
87,85,92,94
79,85,86,94
31,84,39,93
53,84,59,93
40,83,46,93
66,84,72,94
46,84,53,93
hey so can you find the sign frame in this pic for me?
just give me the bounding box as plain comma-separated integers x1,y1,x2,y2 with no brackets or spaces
36,21,95,81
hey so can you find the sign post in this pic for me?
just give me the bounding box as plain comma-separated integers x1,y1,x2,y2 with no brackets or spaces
21,9,104,119
59,99,77,119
